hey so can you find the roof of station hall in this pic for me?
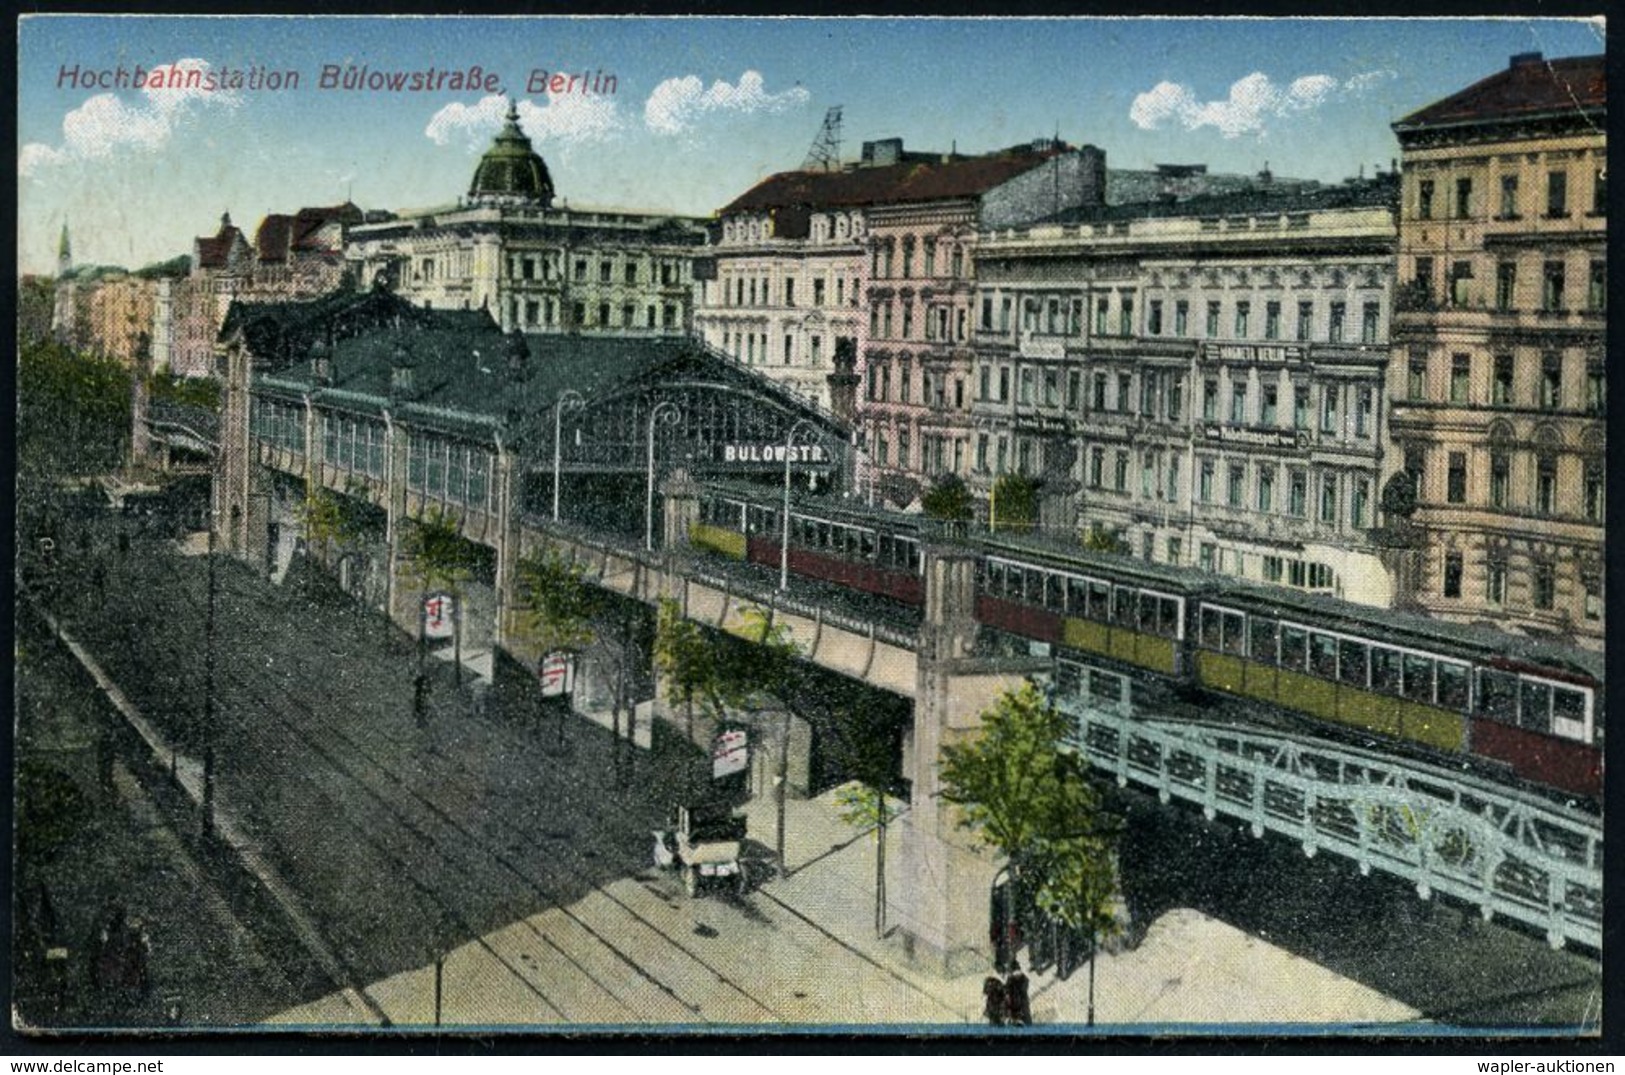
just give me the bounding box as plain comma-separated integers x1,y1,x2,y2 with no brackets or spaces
221,286,846,441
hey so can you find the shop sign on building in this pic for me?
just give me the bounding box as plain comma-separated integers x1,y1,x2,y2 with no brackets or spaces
539,650,576,698
1199,424,1307,449
1200,343,1306,364
423,592,456,639
711,727,749,778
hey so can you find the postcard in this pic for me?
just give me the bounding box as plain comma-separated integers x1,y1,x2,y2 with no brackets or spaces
14,14,1605,1041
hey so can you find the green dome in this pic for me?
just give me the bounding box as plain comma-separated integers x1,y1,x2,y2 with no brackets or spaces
469,101,555,206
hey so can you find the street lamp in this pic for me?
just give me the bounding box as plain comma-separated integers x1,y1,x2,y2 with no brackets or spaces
645,400,681,552
202,508,217,837
552,389,585,522
780,418,818,592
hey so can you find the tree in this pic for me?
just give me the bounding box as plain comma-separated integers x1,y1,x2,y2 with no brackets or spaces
940,682,1119,967
922,473,974,526
834,782,905,936
511,545,603,748
990,473,1041,534
297,487,364,598
1081,523,1129,556
400,507,480,684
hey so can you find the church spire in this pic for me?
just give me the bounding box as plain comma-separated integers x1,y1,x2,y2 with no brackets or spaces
57,219,72,277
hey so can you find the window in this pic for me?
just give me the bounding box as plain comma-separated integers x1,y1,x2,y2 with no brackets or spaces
1487,557,1507,606
1089,446,1104,488
1540,353,1562,409
1140,373,1157,416
1119,297,1134,336
1019,440,1034,476
1000,298,1011,332
1165,455,1180,502
1543,261,1566,311
1414,256,1434,300
922,242,935,277
1230,382,1247,424
1352,477,1370,528
1355,387,1372,437
999,366,1010,402
1288,470,1307,516
1455,176,1473,218
899,359,912,402
1261,383,1278,426
1361,302,1379,344
1234,301,1250,338
1294,385,1310,429
1149,300,1163,335
1227,463,1245,508
1199,543,1215,572
1588,261,1606,312
1490,453,1509,508
1450,261,1473,307
1319,474,1338,523
1493,354,1514,405
597,302,610,327
1095,298,1109,335
1141,451,1156,498
1265,301,1281,340
1500,173,1520,218
1450,354,1471,403
1116,372,1132,413
976,435,989,472
1019,368,1034,405
1174,300,1189,336
1198,458,1214,503
1091,372,1106,411
1320,385,1339,434
1547,171,1568,217
1167,375,1184,421
1585,364,1604,415
1418,179,1435,220
978,365,990,402
1447,452,1466,504
1206,301,1221,337
1593,168,1607,215
1496,262,1516,311
1404,447,1426,500
1263,556,1283,583
1114,450,1129,492
1044,369,1059,407
1202,379,1218,421
902,303,913,339
1408,357,1427,400
1296,301,1313,341
1257,467,1274,513
1536,456,1557,515
1328,302,1346,343
980,296,992,330
898,426,911,468
1533,561,1555,610
1167,537,1183,565
1067,370,1080,408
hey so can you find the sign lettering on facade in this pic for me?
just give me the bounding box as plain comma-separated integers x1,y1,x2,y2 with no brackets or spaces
1199,423,1306,449
423,592,456,639
712,728,749,778
1202,343,1305,364
539,650,575,698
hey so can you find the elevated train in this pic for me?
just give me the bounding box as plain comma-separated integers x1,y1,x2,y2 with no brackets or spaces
689,484,1603,803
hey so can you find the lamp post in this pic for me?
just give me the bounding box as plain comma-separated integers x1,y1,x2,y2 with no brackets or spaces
202,509,217,837
645,400,681,552
552,389,585,522
780,418,817,592
1087,926,1097,1027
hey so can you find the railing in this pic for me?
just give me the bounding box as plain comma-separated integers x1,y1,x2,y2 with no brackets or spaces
1052,682,1602,952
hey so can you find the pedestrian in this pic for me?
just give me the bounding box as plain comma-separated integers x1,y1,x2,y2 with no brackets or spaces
1005,963,1032,1026
982,974,1007,1027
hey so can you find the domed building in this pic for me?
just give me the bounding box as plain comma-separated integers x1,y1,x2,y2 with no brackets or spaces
345,100,706,336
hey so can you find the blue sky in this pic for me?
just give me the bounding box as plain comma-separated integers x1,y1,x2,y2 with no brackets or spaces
17,15,1606,275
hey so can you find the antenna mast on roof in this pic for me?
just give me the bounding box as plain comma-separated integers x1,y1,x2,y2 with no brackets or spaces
801,106,843,172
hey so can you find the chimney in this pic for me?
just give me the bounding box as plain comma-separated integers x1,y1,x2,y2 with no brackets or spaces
1510,51,1543,68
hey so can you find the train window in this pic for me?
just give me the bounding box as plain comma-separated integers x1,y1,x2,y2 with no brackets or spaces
1401,653,1434,703
1280,625,1308,670
1006,565,1025,601
985,559,1005,595
1067,577,1088,616
1338,640,1369,686
1200,607,1222,649
1478,669,1518,723
1370,647,1402,697
1046,575,1068,613
882,536,898,569
858,529,876,560
816,522,832,549
1089,581,1111,621
1137,595,1158,634
1248,617,1278,663
1519,680,1552,733
1437,662,1469,711
1027,570,1048,607
904,540,922,573
1114,588,1136,627
1222,612,1246,655
1156,596,1181,638
1552,687,1589,734
1309,633,1339,679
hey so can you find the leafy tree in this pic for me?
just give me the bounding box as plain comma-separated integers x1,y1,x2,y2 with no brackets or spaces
835,782,905,936
297,487,365,597
1380,472,1418,520
17,336,132,478
940,681,1119,959
922,473,974,524
513,546,600,656
1081,524,1129,556
400,507,481,682
146,371,222,410
990,473,1042,534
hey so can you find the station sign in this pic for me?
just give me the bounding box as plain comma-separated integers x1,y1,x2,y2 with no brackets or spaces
539,650,576,698
1198,424,1308,449
712,728,749,778
423,592,456,639
717,443,829,464
1200,343,1305,364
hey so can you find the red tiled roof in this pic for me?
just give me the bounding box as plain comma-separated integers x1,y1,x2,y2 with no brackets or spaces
256,214,295,263
195,224,244,269
720,149,1061,217
1395,53,1605,131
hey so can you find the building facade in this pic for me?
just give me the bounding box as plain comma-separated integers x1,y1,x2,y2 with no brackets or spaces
971,176,1401,604
345,102,706,336
1388,51,1605,648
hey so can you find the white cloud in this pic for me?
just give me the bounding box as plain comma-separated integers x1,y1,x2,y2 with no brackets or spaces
425,93,622,151
1129,70,1392,139
644,70,809,136
19,58,239,178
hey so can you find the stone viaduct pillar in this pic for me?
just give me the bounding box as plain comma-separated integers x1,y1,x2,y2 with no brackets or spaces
895,544,1044,975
